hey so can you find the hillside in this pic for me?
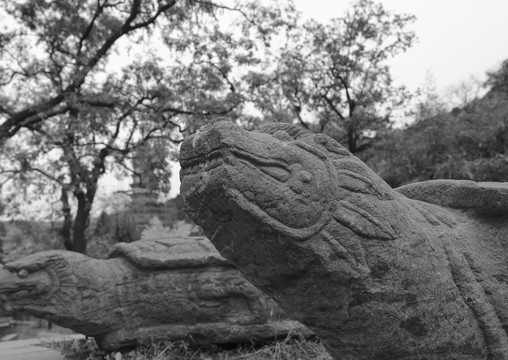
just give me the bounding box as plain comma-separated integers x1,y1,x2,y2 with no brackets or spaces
368,88,508,187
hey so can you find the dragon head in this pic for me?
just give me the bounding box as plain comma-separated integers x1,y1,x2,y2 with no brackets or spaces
180,121,397,279
181,121,336,238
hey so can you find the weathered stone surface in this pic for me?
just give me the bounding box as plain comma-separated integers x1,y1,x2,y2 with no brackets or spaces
0,236,308,351
180,120,508,360
397,179,508,213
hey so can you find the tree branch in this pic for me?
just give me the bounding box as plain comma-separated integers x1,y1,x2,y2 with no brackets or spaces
321,94,345,120
28,166,65,185
77,0,107,59
126,0,176,31
1,101,71,139
195,0,266,37
0,0,178,140
203,60,236,93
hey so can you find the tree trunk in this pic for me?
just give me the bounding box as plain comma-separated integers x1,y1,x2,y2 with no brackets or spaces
60,187,73,250
71,190,93,254
347,126,358,154
64,144,105,254
71,177,99,254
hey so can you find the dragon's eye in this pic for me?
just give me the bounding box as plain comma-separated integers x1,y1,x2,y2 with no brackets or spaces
18,269,29,279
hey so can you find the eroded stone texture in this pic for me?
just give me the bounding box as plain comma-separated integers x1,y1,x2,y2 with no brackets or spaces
180,120,508,360
0,236,308,350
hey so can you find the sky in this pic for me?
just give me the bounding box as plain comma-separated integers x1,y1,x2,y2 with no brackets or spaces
109,0,508,199
293,0,508,91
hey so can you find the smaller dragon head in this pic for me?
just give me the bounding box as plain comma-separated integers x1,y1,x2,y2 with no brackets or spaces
0,250,109,336
0,252,60,315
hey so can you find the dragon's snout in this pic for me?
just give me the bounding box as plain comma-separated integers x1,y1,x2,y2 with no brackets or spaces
0,266,52,304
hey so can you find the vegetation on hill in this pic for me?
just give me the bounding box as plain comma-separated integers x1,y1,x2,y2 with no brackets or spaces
366,86,508,187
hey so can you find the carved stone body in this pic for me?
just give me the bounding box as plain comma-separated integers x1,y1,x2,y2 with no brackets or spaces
0,236,308,350
180,120,508,360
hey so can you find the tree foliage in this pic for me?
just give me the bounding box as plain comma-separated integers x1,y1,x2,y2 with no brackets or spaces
0,0,282,253
444,75,485,109
247,0,416,154
0,0,420,254
408,70,449,123
486,58,508,94
1,0,183,139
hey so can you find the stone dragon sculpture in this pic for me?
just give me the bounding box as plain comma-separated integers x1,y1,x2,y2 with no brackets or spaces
180,120,508,360
0,236,308,350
